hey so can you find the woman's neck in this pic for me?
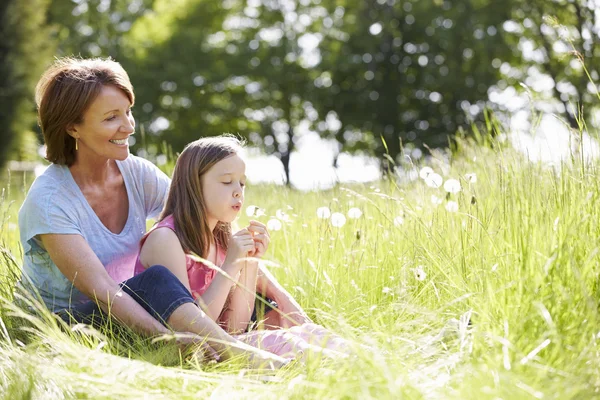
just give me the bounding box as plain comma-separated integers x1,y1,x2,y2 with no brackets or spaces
69,156,116,187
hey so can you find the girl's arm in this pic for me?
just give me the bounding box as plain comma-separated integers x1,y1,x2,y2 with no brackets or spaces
138,227,191,292
198,262,242,321
257,264,311,327
198,229,255,321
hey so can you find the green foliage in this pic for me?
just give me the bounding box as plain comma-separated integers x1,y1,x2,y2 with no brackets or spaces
315,0,514,166
504,0,600,129
0,0,54,168
2,136,600,397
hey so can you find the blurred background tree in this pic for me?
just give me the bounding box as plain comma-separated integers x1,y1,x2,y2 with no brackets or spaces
315,0,516,170
504,0,600,130
1,0,598,186
0,0,55,166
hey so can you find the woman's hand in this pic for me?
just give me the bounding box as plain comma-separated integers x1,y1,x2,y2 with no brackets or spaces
224,229,256,268
247,220,270,258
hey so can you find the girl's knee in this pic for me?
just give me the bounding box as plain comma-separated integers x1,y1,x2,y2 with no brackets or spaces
143,265,175,281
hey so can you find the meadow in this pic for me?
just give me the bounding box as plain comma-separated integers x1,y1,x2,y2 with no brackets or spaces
0,135,599,399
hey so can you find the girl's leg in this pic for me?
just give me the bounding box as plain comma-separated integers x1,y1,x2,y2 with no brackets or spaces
218,261,259,334
64,265,287,366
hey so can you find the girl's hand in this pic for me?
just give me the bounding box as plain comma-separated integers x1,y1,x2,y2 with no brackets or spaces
247,220,270,258
224,229,256,267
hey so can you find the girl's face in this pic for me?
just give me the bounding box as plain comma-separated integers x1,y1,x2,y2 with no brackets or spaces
70,84,135,163
201,153,246,227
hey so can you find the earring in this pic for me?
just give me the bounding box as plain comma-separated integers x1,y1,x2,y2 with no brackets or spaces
75,138,78,151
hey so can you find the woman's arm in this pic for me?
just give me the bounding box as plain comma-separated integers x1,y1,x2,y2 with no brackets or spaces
41,233,171,337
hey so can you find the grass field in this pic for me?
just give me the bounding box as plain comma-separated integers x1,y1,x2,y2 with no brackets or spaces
1,136,599,399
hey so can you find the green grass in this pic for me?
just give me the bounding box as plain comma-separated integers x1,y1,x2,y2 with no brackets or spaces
1,136,599,399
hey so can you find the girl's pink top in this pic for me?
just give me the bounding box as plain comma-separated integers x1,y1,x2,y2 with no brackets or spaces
133,214,226,299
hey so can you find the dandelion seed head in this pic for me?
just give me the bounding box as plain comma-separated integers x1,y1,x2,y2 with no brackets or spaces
245,205,264,217
419,166,434,179
465,173,477,183
347,207,363,219
317,206,331,219
267,218,282,231
330,212,346,227
413,266,427,281
393,216,404,226
275,209,290,221
424,173,443,188
444,179,462,193
431,195,443,206
445,201,459,212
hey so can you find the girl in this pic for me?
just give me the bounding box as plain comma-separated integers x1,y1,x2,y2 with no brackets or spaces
133,136,352,360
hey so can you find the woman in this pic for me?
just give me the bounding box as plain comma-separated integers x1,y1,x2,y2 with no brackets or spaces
17,57,305,367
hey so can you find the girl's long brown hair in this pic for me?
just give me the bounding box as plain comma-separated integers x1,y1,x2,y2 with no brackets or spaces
159,135,244,258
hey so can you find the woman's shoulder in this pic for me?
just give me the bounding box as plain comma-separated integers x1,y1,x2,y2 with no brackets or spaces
20,165,69,209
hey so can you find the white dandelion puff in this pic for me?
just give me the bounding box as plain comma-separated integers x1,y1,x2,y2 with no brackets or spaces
347,207,363,219
413,266,427,281
465,173,477,183
445,201,459,212
330,212,347,228
267,218,282,231
419,166,434,179
275,209,290,222
245,205,265,217
443,179,462,193
317,206,331,219
382,287,392,294
393,216,404,226
424,173,443,188
431,195,443,206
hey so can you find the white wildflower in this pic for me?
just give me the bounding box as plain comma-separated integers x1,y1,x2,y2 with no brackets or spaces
267,218,282,231
382,287,392,294
275,209,290,222
347,207,363,219
431,195,443,206
330,212,347,228
317,206,331,219
413,266,427,281
393,216,404,226
445,201,459,212
465,173,477,183
424,173,443,188
443,179,462,193
245,205,265,217
419,166,434,179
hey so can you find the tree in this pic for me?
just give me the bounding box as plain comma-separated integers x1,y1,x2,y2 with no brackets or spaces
315,0,515,170
0,0,55,167
123,0,327,185
503,0,600,130
48,0,153,59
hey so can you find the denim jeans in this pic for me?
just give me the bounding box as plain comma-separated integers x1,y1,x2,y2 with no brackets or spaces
57,265,195,327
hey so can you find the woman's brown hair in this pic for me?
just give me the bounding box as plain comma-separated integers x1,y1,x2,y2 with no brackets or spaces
35,57,134,166
160,135,245,258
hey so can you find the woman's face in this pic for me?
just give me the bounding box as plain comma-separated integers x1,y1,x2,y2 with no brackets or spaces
201,154,247,226
70,84,135,163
